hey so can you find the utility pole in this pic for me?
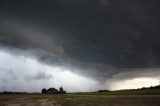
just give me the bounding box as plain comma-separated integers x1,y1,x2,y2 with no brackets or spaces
158,76,160,86
2,86,5,92
89,86,91,92
2,85,5,95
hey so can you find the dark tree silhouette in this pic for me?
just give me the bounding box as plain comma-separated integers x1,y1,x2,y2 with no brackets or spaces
41,87,66,94
41,88,47,94
59,86,66,94
47,88,59,94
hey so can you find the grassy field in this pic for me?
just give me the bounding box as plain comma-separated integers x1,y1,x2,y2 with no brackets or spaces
0,94,160,106
0,89,160,106
74,89,160,96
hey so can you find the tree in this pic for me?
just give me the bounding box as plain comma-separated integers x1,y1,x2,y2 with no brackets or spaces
47,88,59,94
59,86,66,94
41,88,47,94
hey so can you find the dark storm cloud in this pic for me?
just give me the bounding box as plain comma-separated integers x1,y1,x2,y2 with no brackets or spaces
0,23,67,64
112,68,160,81
0,23,32,49
0,0,160,81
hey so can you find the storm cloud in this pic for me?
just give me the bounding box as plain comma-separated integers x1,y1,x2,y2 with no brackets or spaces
0,0,160,87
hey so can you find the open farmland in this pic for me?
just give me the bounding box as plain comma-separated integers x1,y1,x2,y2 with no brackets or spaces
0,93,160,106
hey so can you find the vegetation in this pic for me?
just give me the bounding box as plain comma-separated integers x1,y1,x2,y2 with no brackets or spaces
74,85,160,96
1,85,160,96
41,88,47,94
59,86,66,94
74,89,160,96
0,94,160,106
41,86,66,94
0,86,160,106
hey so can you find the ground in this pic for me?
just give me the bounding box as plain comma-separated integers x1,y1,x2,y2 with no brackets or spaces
0,94,160,106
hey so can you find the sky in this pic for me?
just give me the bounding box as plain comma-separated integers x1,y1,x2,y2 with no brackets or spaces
0,0,160,92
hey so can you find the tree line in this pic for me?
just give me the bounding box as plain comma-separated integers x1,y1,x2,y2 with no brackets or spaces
41,86,66,94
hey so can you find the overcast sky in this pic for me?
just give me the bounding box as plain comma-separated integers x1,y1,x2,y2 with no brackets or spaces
0,0,160,92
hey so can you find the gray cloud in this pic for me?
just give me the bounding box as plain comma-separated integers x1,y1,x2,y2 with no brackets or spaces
0,23,32,49
0,0,160,83
111,68,160,81
25,72,53,81
0,68,17,85
0,23,67,64
6,69,17,80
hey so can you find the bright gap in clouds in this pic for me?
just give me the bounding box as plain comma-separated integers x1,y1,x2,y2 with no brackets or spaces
109,77,159,90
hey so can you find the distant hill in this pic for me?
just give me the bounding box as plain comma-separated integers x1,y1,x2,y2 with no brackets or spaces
140,85,160,90
84,85,160,95
97,85,160,92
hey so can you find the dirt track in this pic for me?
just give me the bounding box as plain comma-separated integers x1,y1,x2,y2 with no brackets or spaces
6,99,61,106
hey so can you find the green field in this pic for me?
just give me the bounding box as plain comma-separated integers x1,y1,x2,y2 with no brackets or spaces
0,89,160,106
74,89,160,96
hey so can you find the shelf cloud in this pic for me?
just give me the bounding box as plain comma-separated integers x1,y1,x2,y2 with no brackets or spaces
0,0,160,91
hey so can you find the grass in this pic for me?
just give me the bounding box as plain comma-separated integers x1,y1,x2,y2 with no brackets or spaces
0,94,160,106
73,89,160,96
0,89,160,106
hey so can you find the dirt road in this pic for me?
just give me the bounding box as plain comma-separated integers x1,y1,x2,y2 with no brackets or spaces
5,99,61,106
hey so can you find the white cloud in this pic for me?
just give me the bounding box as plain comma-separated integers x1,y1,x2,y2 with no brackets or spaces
0,50,99,92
